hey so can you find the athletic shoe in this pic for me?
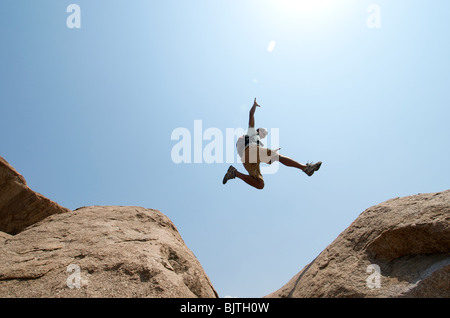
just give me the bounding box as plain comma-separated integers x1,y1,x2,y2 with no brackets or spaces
223,165,237,184
304,161,322,177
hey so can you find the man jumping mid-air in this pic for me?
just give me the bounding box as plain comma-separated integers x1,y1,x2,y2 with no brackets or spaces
222,98,322,190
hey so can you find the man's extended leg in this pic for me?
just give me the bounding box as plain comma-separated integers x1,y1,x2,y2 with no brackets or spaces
272,154,322,176
277,155,307,171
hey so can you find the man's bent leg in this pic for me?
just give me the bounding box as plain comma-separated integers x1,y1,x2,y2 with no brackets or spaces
235,171,264,190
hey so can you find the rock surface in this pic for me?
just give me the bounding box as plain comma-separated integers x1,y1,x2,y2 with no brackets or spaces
0,158,217,298
0,156,70,235
267,190,450,298
0,206,218,298
2,155,448,298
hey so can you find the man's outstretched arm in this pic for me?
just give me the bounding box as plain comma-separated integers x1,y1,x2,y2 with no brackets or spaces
248,98,260,128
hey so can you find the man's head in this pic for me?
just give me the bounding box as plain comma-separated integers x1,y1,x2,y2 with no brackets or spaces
257,128,268,139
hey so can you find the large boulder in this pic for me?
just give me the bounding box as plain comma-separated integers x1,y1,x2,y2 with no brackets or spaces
0,206,218,298
0,156,70,235
267,190,450,298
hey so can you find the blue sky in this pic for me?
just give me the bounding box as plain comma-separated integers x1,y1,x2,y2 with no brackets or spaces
1,0,449,297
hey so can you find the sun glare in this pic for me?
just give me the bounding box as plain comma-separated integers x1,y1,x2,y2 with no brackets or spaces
272,0,344,20
278,0,335,12
261,0,350,30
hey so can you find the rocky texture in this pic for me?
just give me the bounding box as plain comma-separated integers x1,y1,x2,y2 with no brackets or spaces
2,155,448,298
0,156,70,235
267,190,450,298
0,231,11,241
0,206,218,298
0,158,217,298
